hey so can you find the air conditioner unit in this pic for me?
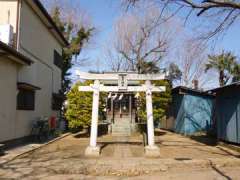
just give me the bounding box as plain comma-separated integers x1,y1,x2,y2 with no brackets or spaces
0,24,14,46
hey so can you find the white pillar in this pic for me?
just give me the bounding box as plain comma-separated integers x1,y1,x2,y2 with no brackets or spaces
90,80,100,147
85,80,100,156
144,80,160,157
145,80,155,147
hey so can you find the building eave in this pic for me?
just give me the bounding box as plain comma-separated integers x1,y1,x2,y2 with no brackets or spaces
172,86,215,97
0,41,33,65
207,82,240,93
17,82,41,90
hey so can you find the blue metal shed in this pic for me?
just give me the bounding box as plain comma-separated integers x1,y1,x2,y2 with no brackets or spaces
171,87,215,135
209,82,240,144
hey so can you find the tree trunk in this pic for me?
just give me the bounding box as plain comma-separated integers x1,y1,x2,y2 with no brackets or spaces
219,70,224,87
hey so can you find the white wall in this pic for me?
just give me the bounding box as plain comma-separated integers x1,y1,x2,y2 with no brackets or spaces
18,0,62,93
0,0,63,141
14,0,63,138
0,58,18,142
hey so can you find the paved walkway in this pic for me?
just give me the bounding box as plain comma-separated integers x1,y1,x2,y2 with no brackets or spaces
113,144,132,158
0,130,240,179
0,143,41,164
0,133,70,165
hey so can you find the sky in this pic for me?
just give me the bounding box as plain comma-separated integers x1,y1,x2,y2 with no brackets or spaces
72,1,240,67
75,0,122,72
42,0,240,89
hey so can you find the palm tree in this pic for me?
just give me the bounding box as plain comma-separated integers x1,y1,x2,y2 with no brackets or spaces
205,51,237,86
232,63,240,83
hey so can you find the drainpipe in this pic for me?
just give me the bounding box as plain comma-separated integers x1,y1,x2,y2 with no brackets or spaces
16,0,21,51
14,0,22,140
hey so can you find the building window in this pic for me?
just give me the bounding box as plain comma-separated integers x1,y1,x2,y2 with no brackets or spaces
17,89,35,110
52,93,63,110
54,50,62,69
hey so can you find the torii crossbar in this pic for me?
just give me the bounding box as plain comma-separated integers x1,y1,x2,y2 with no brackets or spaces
77,71,166,157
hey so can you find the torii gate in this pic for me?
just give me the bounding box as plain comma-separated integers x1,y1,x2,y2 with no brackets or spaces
77,71,166,157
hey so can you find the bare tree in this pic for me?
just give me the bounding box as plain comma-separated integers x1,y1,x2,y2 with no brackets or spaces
105,7,177,73
104,44,129,72
123,0,240,39
173,39,216,88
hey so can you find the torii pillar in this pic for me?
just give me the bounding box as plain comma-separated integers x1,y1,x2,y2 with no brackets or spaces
144,80,160,157
85,80,101,156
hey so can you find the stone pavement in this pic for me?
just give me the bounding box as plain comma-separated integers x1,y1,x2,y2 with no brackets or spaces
0,133,70,165
0,130,240,179
113,144,132,158
0,143,41,165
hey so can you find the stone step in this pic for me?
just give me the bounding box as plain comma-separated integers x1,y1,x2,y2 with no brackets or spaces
112,121,131,124
113,118,131,121
115,116,131,118
112,131,131,134
113,116,132,119
112,129,131,134
112,126,131,130
111,117,132,136
114,118,131,121
112,126,131,129
113,119,131,122
112,127,131,131
113,124,131,126
114,114,131,117
113,119,131,121
112,125,131,129
113,122,131,125
113,123,131,125
112,130,131,135
114,117,131,120
112,133,131,136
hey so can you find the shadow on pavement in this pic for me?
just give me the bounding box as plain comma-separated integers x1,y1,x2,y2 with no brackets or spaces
190,135,218,146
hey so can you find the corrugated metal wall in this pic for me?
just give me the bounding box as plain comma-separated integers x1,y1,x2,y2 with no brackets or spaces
173,93,214,135
216,87,240,144
184,95,213,134
173,94,185,133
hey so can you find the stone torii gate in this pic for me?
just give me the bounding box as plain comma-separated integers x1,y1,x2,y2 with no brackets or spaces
77,71,166,157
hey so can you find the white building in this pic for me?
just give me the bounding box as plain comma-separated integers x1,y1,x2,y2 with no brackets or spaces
0,0,68,144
